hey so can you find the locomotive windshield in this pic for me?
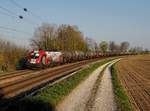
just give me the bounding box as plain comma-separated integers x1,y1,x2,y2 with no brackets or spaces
30,52,39,59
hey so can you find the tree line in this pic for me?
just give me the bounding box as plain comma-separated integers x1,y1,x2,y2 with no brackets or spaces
0,38,28,72
31,23,88,52
31,23,148,54
31,23,123,53
0,23,149,72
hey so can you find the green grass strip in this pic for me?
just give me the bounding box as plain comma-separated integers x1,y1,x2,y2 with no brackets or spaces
8,59,113,111
111,64,133,111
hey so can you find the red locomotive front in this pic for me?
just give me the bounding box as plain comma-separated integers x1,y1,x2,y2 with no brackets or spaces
26,50,63,68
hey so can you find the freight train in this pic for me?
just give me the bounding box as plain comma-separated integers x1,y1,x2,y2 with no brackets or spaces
26,49,128,68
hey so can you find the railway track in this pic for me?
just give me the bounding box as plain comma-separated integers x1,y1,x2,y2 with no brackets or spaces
0,59,100,85
0,58,103,103
0,61,89,85
0,70,32,79
0,70,33,85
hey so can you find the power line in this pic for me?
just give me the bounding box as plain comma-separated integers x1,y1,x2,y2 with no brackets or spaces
0,5,38,26
0,30,28,39
9,0,28,12
0,5,23,19
0,10,16,18
9,0,25,9
8,0,43,22
0,2,40,37
0,26,32,36
0,33,29,47
0,5,17,15
0,1,40,26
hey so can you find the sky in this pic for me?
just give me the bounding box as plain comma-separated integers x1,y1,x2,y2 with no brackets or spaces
0,0,150,49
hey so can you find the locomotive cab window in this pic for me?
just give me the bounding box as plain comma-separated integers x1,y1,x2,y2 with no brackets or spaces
31,53,39,59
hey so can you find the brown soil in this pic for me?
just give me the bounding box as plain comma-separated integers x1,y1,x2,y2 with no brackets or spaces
116,55,150,111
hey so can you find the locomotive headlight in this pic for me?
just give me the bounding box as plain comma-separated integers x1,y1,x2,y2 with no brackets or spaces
35,53,39,56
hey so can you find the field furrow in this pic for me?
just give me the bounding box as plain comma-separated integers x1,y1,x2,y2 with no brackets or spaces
116,55,150,111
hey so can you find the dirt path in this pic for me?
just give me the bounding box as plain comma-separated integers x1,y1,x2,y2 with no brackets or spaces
90,63,116,111
56,59,119,111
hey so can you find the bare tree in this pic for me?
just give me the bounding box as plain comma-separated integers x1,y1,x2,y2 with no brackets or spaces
85,37,97,52
129,47,143,54
120,41,130,52
109,41,116,53
99,41,108,53
0,38,28,71
143,48,149,54
57,25,88,52
31,23,57,50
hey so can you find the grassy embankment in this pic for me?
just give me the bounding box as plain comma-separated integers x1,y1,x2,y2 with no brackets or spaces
8,58,113,111
111,64,133,111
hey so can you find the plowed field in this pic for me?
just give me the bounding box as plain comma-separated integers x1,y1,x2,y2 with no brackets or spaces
116,55,150,111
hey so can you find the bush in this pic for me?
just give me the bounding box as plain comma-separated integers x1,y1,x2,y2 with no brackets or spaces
16,57,28,70
0,38,28,71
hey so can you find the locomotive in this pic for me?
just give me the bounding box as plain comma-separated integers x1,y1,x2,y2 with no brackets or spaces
26,49,63,68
